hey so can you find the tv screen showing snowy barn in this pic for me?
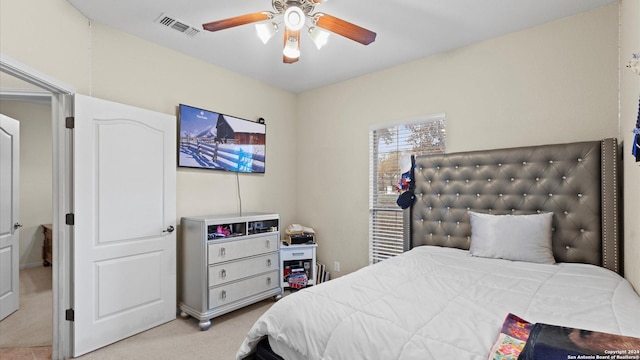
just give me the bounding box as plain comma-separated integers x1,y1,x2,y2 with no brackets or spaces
178,104,266,173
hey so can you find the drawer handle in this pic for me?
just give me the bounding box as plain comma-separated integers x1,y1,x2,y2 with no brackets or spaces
266,277,272,285
265,240,271,248
292,252,304,256
267,259,272,267
221,290,226,300
220,269,226,279
220,247,226,257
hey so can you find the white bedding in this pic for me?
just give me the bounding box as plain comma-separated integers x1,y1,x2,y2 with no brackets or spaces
237,246,640,360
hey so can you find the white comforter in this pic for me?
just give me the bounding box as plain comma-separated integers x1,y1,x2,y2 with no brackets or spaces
237,246,640,360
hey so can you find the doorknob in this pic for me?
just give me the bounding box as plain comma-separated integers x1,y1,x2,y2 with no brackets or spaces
14,223,23,230
163,225,175,233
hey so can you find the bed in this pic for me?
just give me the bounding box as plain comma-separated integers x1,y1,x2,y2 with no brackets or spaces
237,138,640,359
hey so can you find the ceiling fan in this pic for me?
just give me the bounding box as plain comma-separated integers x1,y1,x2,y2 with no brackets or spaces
202,0,377,64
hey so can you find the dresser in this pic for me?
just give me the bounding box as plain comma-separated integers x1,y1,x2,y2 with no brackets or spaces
179,213,282,330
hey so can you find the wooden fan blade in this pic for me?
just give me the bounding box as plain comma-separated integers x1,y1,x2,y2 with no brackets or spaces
315,13,376,45
283,29,300,64
203,12,271,32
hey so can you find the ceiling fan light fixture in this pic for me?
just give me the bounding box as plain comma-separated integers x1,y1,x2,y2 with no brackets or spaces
255,22,278,44
283,36,300,59
308,27,329,49
284,6,305,31
201,1,376,64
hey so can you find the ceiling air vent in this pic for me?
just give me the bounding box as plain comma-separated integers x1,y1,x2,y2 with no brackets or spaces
155,13,200,37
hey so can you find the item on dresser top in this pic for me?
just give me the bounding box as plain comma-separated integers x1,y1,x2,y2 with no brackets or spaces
284,224,315,244
287,233,315,244
285,224,314,235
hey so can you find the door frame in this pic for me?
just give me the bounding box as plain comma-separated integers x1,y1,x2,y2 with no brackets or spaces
0,52,74,360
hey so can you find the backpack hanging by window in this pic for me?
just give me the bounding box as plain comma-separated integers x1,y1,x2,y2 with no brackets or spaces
396,155,416,209
633,95,639,162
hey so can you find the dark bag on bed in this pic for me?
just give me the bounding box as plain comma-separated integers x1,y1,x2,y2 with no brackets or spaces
518,323,640,360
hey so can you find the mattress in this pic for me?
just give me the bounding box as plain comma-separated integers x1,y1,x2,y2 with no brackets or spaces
237,246,640,359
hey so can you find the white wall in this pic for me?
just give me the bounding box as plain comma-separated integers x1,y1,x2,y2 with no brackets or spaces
0,0,299,240
620,0,640,292
0,100,52,267
296,4,621,276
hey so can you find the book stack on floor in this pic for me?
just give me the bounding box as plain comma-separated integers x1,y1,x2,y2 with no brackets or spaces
315,263,330,284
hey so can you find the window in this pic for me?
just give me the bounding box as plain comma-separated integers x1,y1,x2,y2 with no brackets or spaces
369,114,446,264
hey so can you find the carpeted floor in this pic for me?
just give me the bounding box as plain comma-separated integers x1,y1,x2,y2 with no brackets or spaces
0,266,53,348
0,266,53,360
74,297,275,359
0,346,52,360
0,266,277,359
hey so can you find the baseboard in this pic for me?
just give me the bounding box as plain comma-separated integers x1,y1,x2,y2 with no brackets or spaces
20,262,45,270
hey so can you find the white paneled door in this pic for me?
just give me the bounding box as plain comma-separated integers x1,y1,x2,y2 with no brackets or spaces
73,95,176,356
0,114,20,322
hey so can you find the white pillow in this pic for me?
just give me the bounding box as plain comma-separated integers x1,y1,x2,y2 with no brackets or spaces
468,211,555,264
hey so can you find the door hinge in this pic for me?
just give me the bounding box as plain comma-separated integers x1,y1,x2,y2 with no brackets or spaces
65,213,74,225
65,308,74,321
65,116,74,129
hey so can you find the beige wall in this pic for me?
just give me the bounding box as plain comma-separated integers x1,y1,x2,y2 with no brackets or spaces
621,0,640,292
0,0,299,252
0,0,91,94
86,22,299,226
0,100,53,267
2,0,635,289
296,4,621,276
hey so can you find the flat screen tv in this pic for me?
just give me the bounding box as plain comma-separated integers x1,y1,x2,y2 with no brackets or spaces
178,104,266,173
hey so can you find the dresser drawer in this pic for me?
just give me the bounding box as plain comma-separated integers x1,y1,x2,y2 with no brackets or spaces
208,271,279,309
208,253,279,286
208,234,279,264
281,247,314,261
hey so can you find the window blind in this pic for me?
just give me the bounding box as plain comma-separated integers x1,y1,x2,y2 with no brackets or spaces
369,114,446,264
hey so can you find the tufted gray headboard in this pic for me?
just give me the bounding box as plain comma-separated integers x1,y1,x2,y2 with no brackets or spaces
404,138,622,274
